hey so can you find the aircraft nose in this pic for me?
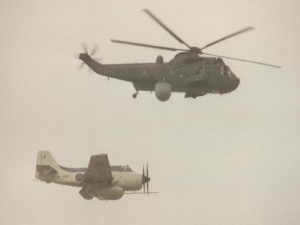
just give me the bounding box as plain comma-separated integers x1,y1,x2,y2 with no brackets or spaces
142,175,150,183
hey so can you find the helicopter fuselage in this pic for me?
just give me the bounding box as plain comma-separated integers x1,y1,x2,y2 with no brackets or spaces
77,9,279,101
79,52,240,100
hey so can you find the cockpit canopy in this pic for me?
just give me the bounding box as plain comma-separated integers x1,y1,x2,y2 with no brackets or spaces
220,65,236,78
171,53,225,66
111,165,133,172
170,53,236,78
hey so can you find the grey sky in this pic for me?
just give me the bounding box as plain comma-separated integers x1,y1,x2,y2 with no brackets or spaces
1,0,300,225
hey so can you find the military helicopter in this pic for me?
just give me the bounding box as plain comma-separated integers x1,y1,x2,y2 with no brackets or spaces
78,9,280,101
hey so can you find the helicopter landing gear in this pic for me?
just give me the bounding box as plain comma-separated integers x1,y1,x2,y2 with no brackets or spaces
132,91,139,98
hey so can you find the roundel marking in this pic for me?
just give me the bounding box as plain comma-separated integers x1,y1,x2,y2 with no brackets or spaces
142,68,148,76
75,173,83,182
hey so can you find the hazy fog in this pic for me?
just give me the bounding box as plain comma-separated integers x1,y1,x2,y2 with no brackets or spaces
1,0,299,225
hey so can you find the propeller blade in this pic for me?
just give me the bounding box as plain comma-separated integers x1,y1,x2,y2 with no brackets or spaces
201,27,254,50
146,163,149,196
143,9,191,49
147,181,149,196
111,39,187,52
146,163,149,178
143,165,145,194
76,62,85,71
202,52,281,68
81,43,88,53
143,165,145,177
90,45,99,56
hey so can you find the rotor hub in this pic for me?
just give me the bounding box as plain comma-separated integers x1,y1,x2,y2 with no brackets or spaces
142,175,150,183
79,53,91,61
190,47,202,54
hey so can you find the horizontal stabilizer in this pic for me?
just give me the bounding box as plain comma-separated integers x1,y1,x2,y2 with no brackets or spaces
36,165,57,176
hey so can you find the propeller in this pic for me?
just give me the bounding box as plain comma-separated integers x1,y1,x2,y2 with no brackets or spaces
76,43,102,72
80,43,99,56
123,164,158,196
142,163,150,196
111,9,280,68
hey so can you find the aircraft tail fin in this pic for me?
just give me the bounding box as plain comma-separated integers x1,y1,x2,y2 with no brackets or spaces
35,151,60,181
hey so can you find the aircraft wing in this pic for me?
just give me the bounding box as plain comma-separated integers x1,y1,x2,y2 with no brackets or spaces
83,154,113,183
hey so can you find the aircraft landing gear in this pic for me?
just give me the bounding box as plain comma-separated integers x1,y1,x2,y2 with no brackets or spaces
132,91,139,98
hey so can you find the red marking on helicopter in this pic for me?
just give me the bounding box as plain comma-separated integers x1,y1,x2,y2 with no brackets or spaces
142,68,148,76
75,174,83,181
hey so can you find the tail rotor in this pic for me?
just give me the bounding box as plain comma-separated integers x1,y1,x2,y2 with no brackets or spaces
76,43,102,73
80,43,99,56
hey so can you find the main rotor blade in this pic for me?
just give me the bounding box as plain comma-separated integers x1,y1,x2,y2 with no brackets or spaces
143,9,191,49
111,39,187,52
202,52,281,68
201,27,254,50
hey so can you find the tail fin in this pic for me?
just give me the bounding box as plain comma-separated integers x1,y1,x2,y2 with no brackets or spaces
35,151,60,181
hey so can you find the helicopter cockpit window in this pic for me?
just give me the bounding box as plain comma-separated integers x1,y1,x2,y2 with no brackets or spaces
227,69,232,77
225,66,234,78
220,65,225,75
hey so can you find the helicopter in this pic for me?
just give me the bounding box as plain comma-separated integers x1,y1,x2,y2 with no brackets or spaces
78,9,280,101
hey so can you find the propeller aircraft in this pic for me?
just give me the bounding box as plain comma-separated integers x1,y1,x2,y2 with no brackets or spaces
35,151,155,200
78,9,280,101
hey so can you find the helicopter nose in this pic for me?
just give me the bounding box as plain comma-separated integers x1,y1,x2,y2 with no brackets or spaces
230,77,240,91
